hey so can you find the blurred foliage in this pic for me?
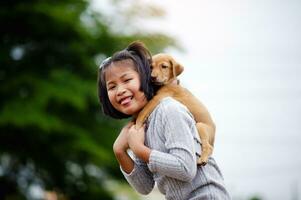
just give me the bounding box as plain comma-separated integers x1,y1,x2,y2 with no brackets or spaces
249,196,262,200
0,0,178,199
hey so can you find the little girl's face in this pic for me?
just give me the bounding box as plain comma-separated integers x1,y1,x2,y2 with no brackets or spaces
105,59,148,116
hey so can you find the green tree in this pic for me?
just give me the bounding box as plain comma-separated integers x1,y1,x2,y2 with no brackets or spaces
249,196,263,200
0,0,177,199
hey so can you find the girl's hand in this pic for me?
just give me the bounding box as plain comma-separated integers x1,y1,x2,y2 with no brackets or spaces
113,121,134,155
128,124,145,150
128,124,151,162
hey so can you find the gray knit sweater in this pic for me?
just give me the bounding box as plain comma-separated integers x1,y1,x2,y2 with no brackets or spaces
121,97,231,200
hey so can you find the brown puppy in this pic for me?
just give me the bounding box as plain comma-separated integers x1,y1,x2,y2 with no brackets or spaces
136,53,216,165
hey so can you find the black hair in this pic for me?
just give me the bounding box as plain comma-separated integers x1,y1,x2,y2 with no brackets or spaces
97,41,154,119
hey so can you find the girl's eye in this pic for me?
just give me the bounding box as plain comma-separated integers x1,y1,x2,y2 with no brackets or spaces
124,78,132,82
108,85,116,90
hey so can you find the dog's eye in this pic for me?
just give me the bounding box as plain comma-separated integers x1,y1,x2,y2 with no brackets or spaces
150,65,153,70
162,65,168,69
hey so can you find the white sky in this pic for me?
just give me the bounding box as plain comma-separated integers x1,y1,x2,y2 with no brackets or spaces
138,1,301,199
93,0,301,199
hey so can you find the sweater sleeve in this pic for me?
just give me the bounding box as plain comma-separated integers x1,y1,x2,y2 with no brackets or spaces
120,153,155,195
147,101,198,182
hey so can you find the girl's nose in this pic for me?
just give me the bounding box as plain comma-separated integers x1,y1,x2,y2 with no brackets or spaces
117,85,126,96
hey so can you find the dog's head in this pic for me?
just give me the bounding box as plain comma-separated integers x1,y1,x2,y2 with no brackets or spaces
151,53,184,85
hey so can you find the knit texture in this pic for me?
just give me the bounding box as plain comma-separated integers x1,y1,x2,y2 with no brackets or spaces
121,97,231,200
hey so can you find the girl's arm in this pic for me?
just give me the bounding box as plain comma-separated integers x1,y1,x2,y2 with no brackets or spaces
120,154,155,195
114,149,134,173
147,102,198,182
113,121,134,173
114,123,154,194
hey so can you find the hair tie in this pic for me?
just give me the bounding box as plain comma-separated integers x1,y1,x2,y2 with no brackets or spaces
99,57,111,69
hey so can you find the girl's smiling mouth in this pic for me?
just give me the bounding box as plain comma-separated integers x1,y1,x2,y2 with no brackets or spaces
119,96,133,105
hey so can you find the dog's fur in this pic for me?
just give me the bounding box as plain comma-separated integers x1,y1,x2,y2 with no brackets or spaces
136,53,216,165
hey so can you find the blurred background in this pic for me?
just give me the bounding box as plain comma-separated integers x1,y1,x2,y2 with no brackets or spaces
0,0,300,200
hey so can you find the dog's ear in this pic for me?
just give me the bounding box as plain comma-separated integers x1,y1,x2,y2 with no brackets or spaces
170,58,184,78
175,62,184,76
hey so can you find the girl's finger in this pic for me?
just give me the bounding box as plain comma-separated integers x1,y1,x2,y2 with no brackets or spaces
138,124,145,132
129,124,136,131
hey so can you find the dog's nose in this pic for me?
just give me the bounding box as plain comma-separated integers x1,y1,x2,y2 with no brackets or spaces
151,76,157,82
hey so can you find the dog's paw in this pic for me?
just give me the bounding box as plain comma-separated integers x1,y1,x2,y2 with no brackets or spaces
197,157,208,166
134,122,143,130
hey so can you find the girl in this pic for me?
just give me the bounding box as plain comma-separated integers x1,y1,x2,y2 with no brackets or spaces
97,41,231,200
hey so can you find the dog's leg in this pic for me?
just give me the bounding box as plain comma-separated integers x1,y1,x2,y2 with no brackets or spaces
195,123,214,165
209,127,216,147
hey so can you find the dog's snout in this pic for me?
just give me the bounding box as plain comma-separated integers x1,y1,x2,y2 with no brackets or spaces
151,76,157,82
151,72,157,79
